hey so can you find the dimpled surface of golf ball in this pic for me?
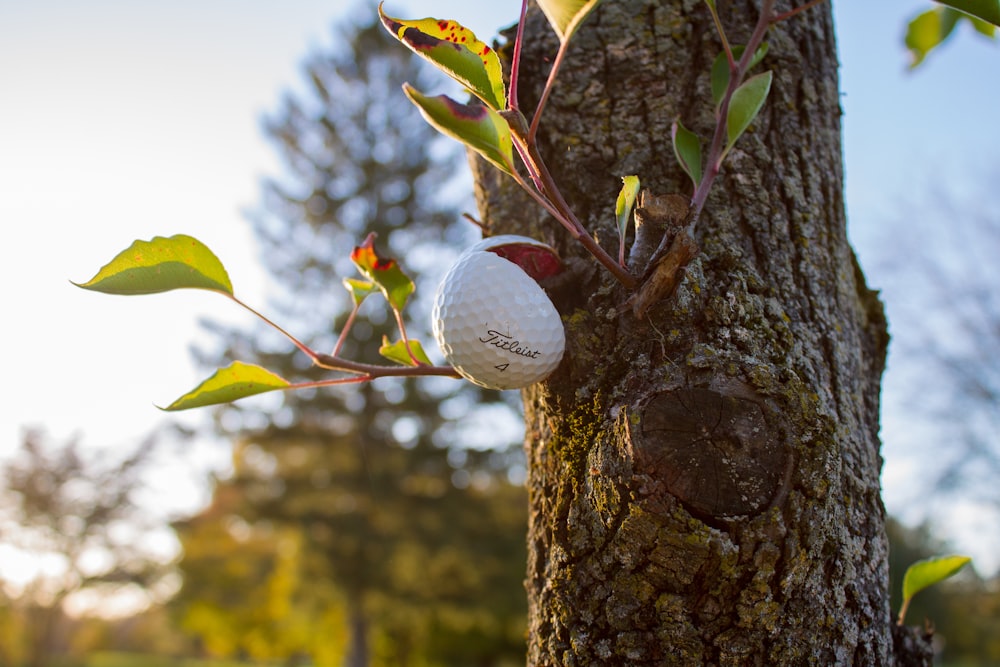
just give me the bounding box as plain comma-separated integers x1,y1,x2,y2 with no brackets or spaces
433,249,565,390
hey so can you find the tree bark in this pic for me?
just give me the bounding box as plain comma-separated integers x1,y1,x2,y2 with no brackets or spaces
471,1,921,663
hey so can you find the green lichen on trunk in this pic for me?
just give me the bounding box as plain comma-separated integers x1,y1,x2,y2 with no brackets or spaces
470,0,912,663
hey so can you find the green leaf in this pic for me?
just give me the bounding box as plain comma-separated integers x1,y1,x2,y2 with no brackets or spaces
342,278,376,307
378,3,505,110
906,8,961,67
704,0,716,10
537,0,601,42
902,555,971,603
711,44,769,108
74,234,233,296
615,175,641,244
726,70,773,152
671,120,703,188
379,336,433,367
403,85,515,175
350,233,415,313
906,5,996,67
936,0,1000,27
161,362,290,411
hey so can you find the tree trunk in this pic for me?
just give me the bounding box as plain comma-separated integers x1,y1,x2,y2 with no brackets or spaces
472,1,925,663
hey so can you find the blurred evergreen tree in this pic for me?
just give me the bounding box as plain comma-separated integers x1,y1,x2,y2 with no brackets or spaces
174,10,527,667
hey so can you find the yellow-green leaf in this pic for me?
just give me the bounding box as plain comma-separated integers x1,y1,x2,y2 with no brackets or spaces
74,234,233,296
378,3,505,110
902,554,971,603
342,278,376,307
403,85,515,175
160,362,290,411
537,0,602,42
615,175,640,242
350,233,415,312
379,336,433,366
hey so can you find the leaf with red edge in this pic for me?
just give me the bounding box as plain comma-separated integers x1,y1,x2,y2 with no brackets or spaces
350,233,415,312
403,85,515,175
379,3,505,110
380,336,433,366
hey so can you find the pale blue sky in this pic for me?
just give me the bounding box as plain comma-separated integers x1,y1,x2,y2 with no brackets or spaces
1,0,998,581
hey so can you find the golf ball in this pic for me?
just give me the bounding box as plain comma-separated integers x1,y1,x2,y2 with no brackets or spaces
433,238,565,390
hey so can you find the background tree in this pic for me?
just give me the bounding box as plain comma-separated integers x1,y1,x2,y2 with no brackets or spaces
875,171,1000,514
175,11,528,667
465,1,904,662
0,429,170,667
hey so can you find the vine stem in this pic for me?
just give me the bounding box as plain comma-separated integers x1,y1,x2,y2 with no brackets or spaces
686,0,777,234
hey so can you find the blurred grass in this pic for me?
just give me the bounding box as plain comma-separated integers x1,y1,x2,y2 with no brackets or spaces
72,653,278,667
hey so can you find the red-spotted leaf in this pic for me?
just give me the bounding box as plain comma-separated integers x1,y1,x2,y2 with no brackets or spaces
379,336,433,366
537,0,602,42
378,3,505,110
342,277,376,307
74,234,233,296
671,120,702,188
726,70,772,153
160,362,290,411
711,43,769,107
350,233,415,312
403,85,515,175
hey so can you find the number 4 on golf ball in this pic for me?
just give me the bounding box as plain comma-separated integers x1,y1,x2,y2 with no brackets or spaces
432,235,565,390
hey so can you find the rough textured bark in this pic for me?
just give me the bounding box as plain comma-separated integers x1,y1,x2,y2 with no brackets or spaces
471,1,927,664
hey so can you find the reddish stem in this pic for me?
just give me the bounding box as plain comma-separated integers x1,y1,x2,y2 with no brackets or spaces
771,0,829,24
508,0,530,111
686,0,777,233
528,39,571,143
229,294,459,381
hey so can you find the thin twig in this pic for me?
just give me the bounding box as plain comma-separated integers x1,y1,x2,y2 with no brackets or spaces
332,302,360,357
528,39,571,142
771,0,829,24
313,352,460,378
508,0,530,111
393,308,423,366
231,293,458,380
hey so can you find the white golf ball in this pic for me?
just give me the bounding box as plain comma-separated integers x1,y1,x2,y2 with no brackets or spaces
433,241,565,390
